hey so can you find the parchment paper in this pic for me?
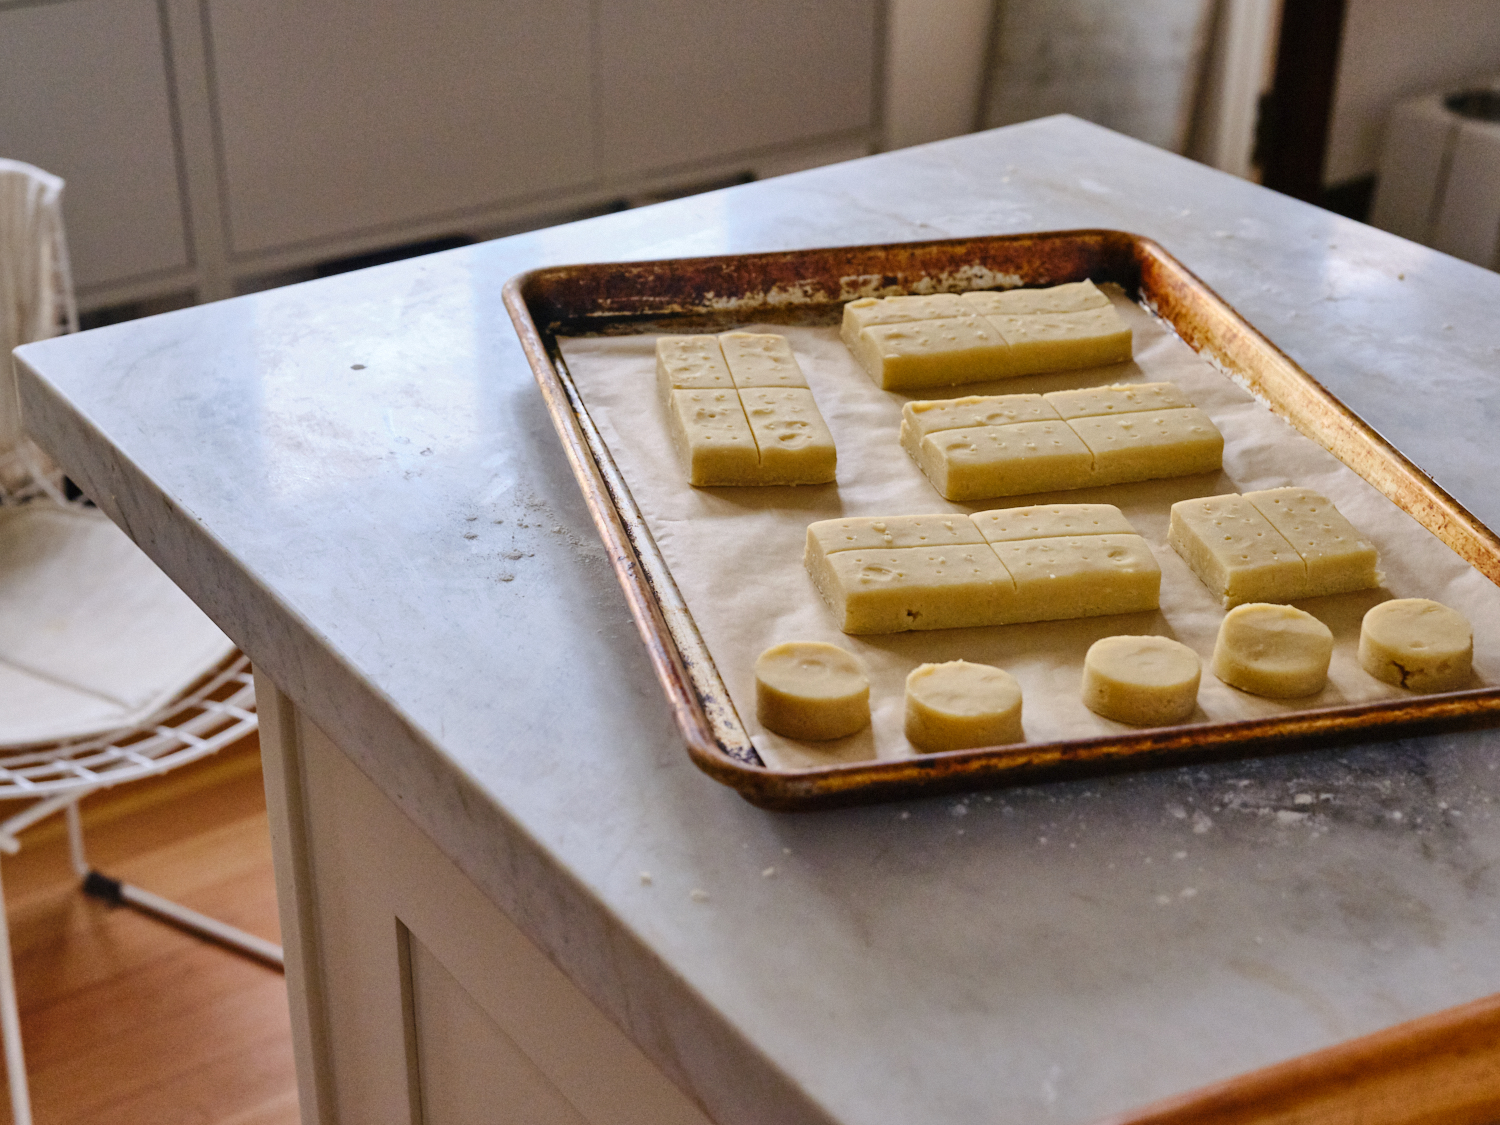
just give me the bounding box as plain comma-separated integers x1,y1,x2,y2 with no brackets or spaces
559,291,1500,771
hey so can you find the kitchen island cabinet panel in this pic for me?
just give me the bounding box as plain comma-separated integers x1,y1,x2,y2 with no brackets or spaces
257,675,713,1125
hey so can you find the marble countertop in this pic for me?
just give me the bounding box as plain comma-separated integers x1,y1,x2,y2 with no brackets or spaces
16,117,1500,1125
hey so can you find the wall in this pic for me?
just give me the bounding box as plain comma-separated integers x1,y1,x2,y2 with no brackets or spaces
1185,0,1280,179
1324,0,1500,186
979,0,1216,155
883,0,995,151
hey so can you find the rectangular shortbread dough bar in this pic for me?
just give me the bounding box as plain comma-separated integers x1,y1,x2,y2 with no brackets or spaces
958,279,1110,318
1168,489,1379,606
900,382,1223,501
805,504,1161,634
658,333,835,486
981,307,1134,378
851,316,1014,391
1240,487,1380,598
845,280,1133,391
840,294,970,351
911,420,1095,500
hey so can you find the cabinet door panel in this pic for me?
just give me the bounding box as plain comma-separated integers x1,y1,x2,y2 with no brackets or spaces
596,0,878,178
0,0,188,290
207,0,594,256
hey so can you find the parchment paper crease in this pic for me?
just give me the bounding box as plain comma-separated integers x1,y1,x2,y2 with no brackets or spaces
559,291,1500,771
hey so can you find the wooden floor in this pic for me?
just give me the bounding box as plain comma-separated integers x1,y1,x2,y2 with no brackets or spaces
0,735,298,1125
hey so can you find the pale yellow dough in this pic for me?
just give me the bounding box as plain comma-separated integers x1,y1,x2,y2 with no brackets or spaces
804,504,1160,634
840,294,969,351
755,642,870,740
1169,494,1305,606
1246,487,1378,598
971,504,1137,541
901,393,1056,437
1169,489,1379,606
1066,407,1223,487
959,279,1110,317
1359,598,1473,692
983,306,1134,377
901,382,1222,501
1212,603,1333,698
1047,381,1192,418
739,388,837,484
807,543,1015,634
912,421,1094,501
853,316,1013,391
904,661,1024,752
718,331,809,389
844,281,1134,390
656,334,733,394
988,535,1160,623
1082,635,1201,726
665,389,759,485
657,333,835,486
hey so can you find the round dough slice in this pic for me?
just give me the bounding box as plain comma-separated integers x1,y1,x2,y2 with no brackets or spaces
904,660,1022,752
1212,603,1333,699
1082,635,1200,726
1359,598,1473,692
755,642,870,740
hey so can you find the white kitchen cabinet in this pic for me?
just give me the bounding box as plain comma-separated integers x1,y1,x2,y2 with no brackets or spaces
207,0,596,257
595,0,878,178
0,0,879,309
257,677,715,1125
0,0,189,295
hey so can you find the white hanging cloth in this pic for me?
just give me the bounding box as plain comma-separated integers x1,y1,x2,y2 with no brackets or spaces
0,159,78,497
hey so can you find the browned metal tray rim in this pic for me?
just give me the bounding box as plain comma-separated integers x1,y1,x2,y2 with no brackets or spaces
503,229,1500,810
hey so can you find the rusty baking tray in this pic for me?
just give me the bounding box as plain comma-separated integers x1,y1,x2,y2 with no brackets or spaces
502,229,1500,811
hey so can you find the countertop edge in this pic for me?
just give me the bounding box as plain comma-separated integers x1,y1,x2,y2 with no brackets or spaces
12,348,840,1125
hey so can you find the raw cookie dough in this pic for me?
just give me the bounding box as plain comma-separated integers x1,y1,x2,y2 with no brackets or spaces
657,333,836,486
901,382,1222,501
851,315,1014,391
804,504,1160,634
665,388,760,484
840,294,970,350
1082,635,1201,726
1169,489,1377,606
904,661,1024,752
979,306,1133,378
1246,487,1379,598
1359,598,1473,691
844,281,1133,390
755,641,870,740
1212,603,1333,698
958,279,1110,317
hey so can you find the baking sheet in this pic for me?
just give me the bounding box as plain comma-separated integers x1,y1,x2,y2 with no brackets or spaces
558,290,1500,772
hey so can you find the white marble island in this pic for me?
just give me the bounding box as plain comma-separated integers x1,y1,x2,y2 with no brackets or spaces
15,118,1500,1124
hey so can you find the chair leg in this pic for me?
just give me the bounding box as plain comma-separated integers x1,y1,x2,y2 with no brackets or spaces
0,861,34,1125
68,799,283,970
64,799,88,879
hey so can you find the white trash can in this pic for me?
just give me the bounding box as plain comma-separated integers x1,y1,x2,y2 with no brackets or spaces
1371,80,1500,269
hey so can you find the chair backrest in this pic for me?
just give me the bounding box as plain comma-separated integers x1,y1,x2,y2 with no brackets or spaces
0,159,77,495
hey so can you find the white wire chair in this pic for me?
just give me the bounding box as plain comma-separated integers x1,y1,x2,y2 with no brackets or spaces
0,158,275,1125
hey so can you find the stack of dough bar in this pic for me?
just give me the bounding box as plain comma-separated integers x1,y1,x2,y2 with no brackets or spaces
805,504,1160,634
841,280,1133,391
901,381,1223,501
658,332,836,486
1169,488,1379,607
